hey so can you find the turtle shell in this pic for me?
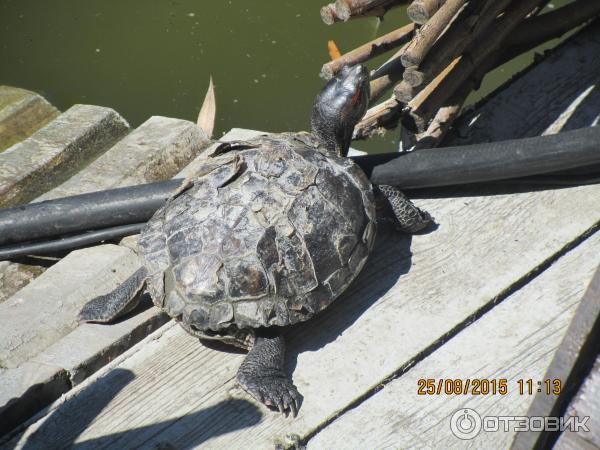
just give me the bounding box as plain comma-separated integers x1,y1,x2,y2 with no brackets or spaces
137,133,376,334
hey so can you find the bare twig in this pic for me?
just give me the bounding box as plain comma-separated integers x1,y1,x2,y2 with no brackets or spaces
400,57,459,132
321,0,408,24
353,97,402,139
413,65,482,149
403,0,505,88
407,0,446,24
321,23,414,79
406,0,600,90
400,0,467,68
353,0,600,140
406,0,544,132
368,45,409,104
409,0,600,142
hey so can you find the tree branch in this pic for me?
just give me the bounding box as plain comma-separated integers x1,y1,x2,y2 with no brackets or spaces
405,0,545,133
400,0,467,68
320,23,414,79
321,0,408,24
407,0,447,25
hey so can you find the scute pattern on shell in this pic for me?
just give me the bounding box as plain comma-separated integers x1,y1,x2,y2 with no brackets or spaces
137,133,376,332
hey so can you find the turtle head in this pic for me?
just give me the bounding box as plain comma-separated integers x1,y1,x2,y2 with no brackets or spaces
311,64,370,157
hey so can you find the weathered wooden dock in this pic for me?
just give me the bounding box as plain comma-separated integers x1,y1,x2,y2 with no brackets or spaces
1,21,600,450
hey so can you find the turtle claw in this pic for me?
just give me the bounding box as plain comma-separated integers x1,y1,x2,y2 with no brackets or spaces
237,374,301,417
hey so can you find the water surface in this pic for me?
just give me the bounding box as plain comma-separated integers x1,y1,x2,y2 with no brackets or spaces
0,0,568,152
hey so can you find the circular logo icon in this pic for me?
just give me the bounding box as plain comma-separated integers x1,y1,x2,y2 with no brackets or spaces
450,408,482,440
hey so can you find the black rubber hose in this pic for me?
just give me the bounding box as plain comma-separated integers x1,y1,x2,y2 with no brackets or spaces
361,126,600,188
0,223,145,260
0,181,180,246
1,126,599,248
364,127,600,188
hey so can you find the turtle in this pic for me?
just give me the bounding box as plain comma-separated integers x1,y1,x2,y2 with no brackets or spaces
78,65,432,417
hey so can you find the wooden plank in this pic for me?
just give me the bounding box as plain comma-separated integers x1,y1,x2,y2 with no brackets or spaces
0,245,140,370
4,178,600,448
512,265,600,450
307,229,600,449
0,104,129,208
554,355,600,450
0,361,69,438
36,115,210,201
0,128,257,436
0,86,60,152
444,20,600,146
0,115,210,303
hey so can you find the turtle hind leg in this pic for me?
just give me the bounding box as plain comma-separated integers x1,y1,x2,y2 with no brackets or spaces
78,267,148,323
375,184,433,233
236,329,301,417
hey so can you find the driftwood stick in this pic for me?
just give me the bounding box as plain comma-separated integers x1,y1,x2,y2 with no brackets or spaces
320,23,414,79
400,0,467,68
353,97,402,139
413,53,492,148
406,0,600,90
321,0,408,24
368,44,410,104
413,82,469,149
403,0,507,88
400,57,459,132
370,66,406,105
407,0,446,25
356,2,600,140
406,0,544,133
393,79,416,103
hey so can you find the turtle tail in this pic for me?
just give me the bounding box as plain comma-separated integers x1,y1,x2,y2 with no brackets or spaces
78,266,148,323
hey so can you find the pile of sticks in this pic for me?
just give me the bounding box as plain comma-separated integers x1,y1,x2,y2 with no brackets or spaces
319,0,600,149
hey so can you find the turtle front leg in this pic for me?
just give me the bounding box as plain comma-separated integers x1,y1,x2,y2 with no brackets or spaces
375,184,433,233
237,330,301,417
78,267,148,323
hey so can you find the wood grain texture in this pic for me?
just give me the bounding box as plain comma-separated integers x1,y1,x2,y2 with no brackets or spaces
0,86,60,152
0,116,210,303
444,20,600,146
0,245,140,369
5,179,600,449
554,355,600,450
308,231,600,450
512,264,600,450
0,104,129,208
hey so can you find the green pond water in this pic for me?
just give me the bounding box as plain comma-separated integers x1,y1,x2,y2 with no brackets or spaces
0,0,568,153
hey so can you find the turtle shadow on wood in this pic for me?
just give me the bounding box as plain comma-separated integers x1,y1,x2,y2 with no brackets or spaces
284,224,414,370
5,368,262,450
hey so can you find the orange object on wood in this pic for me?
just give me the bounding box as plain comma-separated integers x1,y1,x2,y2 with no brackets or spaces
328,40,342,60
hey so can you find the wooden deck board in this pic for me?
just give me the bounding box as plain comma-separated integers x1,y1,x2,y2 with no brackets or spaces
444,20,600,146
307,229,600,450
4,180,600,449
555,354,600,449
0,86,60,152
